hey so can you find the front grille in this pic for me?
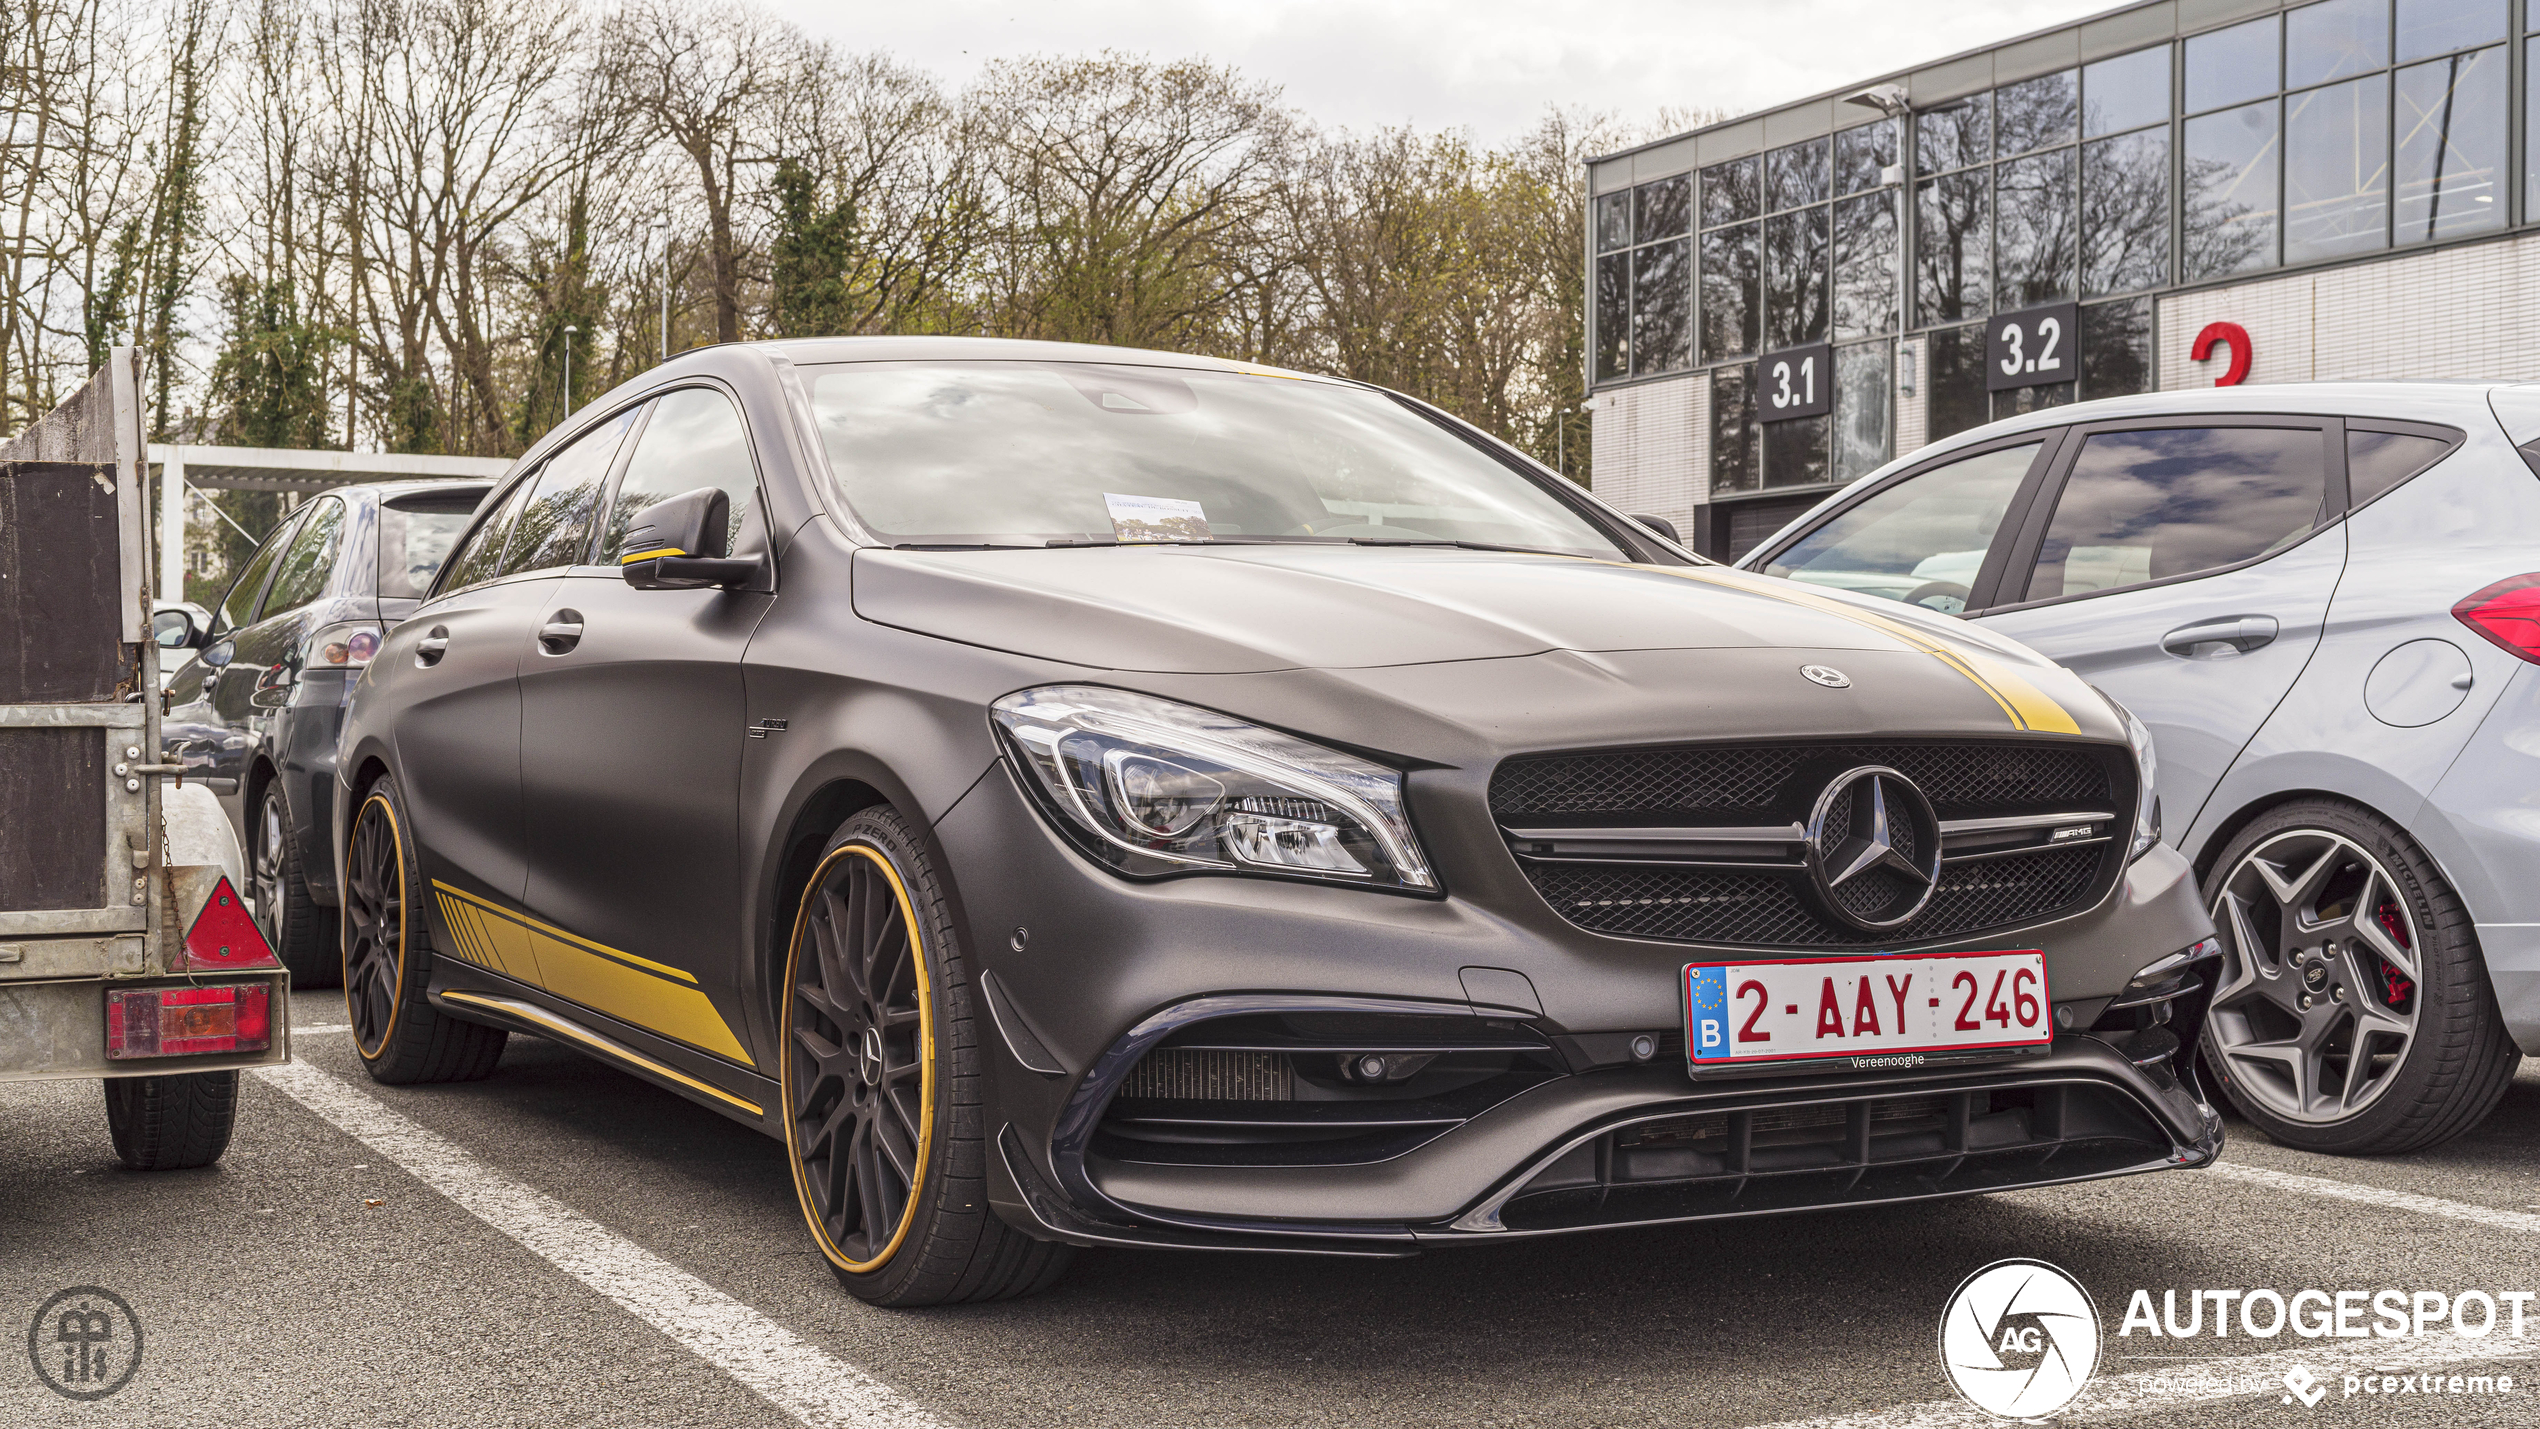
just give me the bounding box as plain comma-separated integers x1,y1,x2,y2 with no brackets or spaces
1528,843,2101,948
1491,741,2109,822
1118,1049,1294,1101
1493,739,2125,949
1498,1081,2172,1233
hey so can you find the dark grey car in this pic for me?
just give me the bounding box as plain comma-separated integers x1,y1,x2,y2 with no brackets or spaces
333,337,2220,1308
159,479,490,985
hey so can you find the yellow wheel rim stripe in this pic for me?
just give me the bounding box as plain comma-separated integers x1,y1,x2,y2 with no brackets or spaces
781,841,936,1275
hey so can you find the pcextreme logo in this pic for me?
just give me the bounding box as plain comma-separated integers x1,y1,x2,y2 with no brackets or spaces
1938,1259,2102,1419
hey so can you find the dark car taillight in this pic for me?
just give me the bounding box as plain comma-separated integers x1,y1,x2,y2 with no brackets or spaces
2454,574,2540,663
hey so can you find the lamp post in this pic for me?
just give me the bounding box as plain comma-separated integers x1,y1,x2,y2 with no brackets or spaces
563,323,581,413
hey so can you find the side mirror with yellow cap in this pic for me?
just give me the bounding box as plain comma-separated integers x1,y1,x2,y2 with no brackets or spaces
620,486,756,590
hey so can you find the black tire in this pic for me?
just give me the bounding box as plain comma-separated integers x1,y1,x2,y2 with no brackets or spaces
343,773,507,1085
2198,799,2520,1155
253,779,340,988
779,806,1074,1306
104,1071,238,1170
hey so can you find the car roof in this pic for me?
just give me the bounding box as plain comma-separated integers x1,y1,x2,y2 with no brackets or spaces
744,334,1341,384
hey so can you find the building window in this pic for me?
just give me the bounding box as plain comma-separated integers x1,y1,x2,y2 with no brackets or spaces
1765,207,1830,348
2393,44,2507,242
1997,146,2078,305
1700,223,1760,359
2080,298,2154,400
2286,73,2391,261
1833,341,1893,482
2184,101,2282,278
1915,169,1990,324
1926,325,1990,442
2188,14,2282,113
1833,191,1901,337
2083,127,2170,293
1592,173,1699,379
1711,365,1758,492
2082,45,2171,137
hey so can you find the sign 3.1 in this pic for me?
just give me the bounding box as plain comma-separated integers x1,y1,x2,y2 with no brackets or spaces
1984,302,2078,392
1756,342,1832,422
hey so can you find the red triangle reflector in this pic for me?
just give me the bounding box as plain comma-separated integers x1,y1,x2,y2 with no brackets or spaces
182,876,283,971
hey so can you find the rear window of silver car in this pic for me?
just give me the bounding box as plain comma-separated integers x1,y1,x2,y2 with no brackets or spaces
802,360,1623,557
380,492,488,599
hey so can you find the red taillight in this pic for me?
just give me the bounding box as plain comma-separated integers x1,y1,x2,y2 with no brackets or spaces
2455,574,2540,663
181,876,281,971
105,985,272,1058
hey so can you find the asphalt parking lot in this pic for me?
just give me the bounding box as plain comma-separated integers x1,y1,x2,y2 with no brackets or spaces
5,987,2536,1428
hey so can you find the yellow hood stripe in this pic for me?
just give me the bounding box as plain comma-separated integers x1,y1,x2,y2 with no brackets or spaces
1623,563,2082,735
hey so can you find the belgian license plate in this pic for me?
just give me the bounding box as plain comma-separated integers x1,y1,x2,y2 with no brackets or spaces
1683,950,2051,1071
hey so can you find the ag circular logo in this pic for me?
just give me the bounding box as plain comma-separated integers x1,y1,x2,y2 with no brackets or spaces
27,1286,143,1401
1938,1259,2099,1420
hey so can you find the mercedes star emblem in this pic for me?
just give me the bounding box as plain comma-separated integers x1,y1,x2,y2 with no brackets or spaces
1801,664,1851,688
1804,766,1943,931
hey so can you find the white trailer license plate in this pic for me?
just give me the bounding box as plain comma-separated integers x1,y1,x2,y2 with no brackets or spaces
1684,950,2051,1071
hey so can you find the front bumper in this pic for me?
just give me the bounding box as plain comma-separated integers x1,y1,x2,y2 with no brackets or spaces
941,760,2221,1254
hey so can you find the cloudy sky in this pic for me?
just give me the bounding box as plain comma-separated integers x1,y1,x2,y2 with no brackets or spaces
769,0,2121,145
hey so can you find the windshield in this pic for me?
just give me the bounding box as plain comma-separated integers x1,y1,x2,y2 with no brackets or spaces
801,360,1624,557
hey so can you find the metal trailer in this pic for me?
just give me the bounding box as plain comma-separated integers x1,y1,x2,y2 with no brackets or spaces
1,349,289,1169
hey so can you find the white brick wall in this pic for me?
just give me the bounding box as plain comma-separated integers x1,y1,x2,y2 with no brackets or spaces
2160,231,2540,389
1588,378,1707,532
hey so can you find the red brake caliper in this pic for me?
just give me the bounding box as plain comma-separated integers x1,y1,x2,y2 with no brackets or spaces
2375,903,2416,1007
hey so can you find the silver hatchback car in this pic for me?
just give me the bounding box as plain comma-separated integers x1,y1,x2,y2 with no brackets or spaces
1740,382,2540,1155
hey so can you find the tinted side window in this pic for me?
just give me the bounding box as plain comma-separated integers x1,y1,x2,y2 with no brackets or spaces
437,478,537,593
379,491,487,599
216,512,302,632
2025,426,2325,602
600,389,758,563
259,497,347,616
2346,428,2453,507
1765,442,2038,613
501,408,638,576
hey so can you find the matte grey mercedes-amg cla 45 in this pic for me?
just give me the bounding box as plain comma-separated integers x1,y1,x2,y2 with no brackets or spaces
334,337,2222,1305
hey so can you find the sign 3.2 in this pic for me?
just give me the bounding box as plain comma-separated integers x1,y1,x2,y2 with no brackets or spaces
1984,302,2078,392
1756,341,1832,422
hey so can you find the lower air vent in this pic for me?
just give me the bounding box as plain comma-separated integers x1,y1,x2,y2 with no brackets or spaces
1118,1049,1295,1102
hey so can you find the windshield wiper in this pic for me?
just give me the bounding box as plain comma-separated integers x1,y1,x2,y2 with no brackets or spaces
1343,537,1596,559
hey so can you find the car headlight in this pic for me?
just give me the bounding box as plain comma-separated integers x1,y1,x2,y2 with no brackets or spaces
2098,688,2162,861
991,685,1437,892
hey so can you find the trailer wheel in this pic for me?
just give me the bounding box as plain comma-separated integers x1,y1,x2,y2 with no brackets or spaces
104,1070,239,1171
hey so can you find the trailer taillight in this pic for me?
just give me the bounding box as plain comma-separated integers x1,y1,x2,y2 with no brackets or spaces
180,876,281,971
106,985,271,1058
2454,574,2540,663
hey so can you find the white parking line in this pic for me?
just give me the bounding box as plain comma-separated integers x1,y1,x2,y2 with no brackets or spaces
293,1023,351,1035
250,1059,940,1429
2206,1161,2540,1234
1742,1334,2539,1428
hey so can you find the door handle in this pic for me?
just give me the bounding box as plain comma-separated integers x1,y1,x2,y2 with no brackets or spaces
537,611,584,655
2161,615,2279,659
416,626,450,667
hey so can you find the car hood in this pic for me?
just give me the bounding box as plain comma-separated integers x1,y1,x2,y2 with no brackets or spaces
852,545,2106,737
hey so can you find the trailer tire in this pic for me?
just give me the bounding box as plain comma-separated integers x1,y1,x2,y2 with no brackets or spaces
104,1070,239,1170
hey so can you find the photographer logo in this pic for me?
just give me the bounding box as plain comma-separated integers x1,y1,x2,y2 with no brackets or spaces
1939,1259,2101,1419
26,1286,143,1401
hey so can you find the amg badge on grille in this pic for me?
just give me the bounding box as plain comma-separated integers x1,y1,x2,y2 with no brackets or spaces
1804,767,1943,931
1800,664,1850,688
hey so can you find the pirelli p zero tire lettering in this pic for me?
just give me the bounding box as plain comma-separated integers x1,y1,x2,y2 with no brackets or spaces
2200,798,2521,1155
343,775,507,1085
103,1070,239,1171
255,781,339,988
780,806,1072,1306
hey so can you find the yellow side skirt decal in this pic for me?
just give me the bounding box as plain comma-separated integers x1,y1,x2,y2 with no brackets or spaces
440,990,762,1118
430,881,753,1066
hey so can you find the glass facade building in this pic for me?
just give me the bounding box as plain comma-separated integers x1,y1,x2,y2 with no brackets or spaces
1588,0,2539,559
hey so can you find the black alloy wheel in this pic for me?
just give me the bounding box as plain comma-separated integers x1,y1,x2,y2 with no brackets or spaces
341,776,506,1084
254,783,339,987
780,807,1072,1305
2199,799,2519,1155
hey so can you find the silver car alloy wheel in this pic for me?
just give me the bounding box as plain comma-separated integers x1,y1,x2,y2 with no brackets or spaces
252,790,287,944
2205,829,2421,1123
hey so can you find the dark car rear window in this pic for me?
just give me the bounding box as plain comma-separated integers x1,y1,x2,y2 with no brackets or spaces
380,491,489,599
